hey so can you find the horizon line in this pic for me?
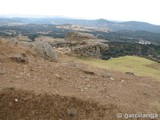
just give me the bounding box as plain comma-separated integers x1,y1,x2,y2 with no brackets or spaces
0,14,159,26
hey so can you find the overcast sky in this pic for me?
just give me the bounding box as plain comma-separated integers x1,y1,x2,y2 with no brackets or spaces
0,0,160,25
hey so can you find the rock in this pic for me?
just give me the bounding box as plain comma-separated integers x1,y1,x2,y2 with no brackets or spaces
110,77,115,80
65,32,93,41
121,80,125,83
57,47,71,54
80,89,84,92
50,41,71,48
67,108,77,117
55,74,60,78
32,41,57,62
64,32,109,58
10,39,57,62
10,54,29,63
125,72,134,76
55,74,62,79
14,98,18,102
71,41,109,58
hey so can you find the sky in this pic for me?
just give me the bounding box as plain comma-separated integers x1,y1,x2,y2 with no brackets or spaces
0,0,160,25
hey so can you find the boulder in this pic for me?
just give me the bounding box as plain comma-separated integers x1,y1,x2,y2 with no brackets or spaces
32,41,57,62
15,40,57,62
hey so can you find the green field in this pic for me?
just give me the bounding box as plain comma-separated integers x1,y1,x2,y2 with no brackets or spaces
78,56,160,80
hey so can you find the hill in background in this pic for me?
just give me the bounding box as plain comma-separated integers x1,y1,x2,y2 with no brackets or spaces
0,17,160,32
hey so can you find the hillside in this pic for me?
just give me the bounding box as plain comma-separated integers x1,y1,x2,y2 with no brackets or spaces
0,38,160,119
78,56,160,80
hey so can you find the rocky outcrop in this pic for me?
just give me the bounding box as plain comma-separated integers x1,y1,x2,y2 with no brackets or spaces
71,41,109,58
6,37,57,62
64,32,109,58
6,32,108,60
65,32,93,41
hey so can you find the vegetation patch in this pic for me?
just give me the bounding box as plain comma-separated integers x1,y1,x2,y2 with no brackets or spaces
78,56,160,79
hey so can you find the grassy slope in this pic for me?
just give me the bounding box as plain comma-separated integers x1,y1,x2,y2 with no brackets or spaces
78,56,160,80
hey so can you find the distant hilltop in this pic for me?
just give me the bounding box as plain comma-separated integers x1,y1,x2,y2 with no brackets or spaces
0,17,160,33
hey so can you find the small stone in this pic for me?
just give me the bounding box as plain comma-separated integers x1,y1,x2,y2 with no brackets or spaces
55,74,60,78
55,74,62,80
10,54,29,63
121,80,125,83
16,76,20,78
80,89,84,92
15,99,18,102
67,108,77,117
26,73,30,76
110,77,114,80
125,72,134,76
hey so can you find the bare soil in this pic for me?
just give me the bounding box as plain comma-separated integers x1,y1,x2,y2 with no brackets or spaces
0,40,160,120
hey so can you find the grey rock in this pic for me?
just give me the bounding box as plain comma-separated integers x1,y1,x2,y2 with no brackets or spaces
32,41,57,62
14,40,57,62
125,72,134,76
65,32,93,41
67,108,77,117
64,32,109,58
71,41,109,58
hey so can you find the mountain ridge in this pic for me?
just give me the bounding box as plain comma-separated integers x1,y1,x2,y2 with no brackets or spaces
0,17,160,33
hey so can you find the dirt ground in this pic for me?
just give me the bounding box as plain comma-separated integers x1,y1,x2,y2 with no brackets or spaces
0,40,160,120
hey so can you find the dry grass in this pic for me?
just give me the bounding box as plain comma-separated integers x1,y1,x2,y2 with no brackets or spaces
0,88,119,120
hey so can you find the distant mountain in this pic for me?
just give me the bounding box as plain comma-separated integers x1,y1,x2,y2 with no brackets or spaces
0,17,160,33
111,21,160,32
